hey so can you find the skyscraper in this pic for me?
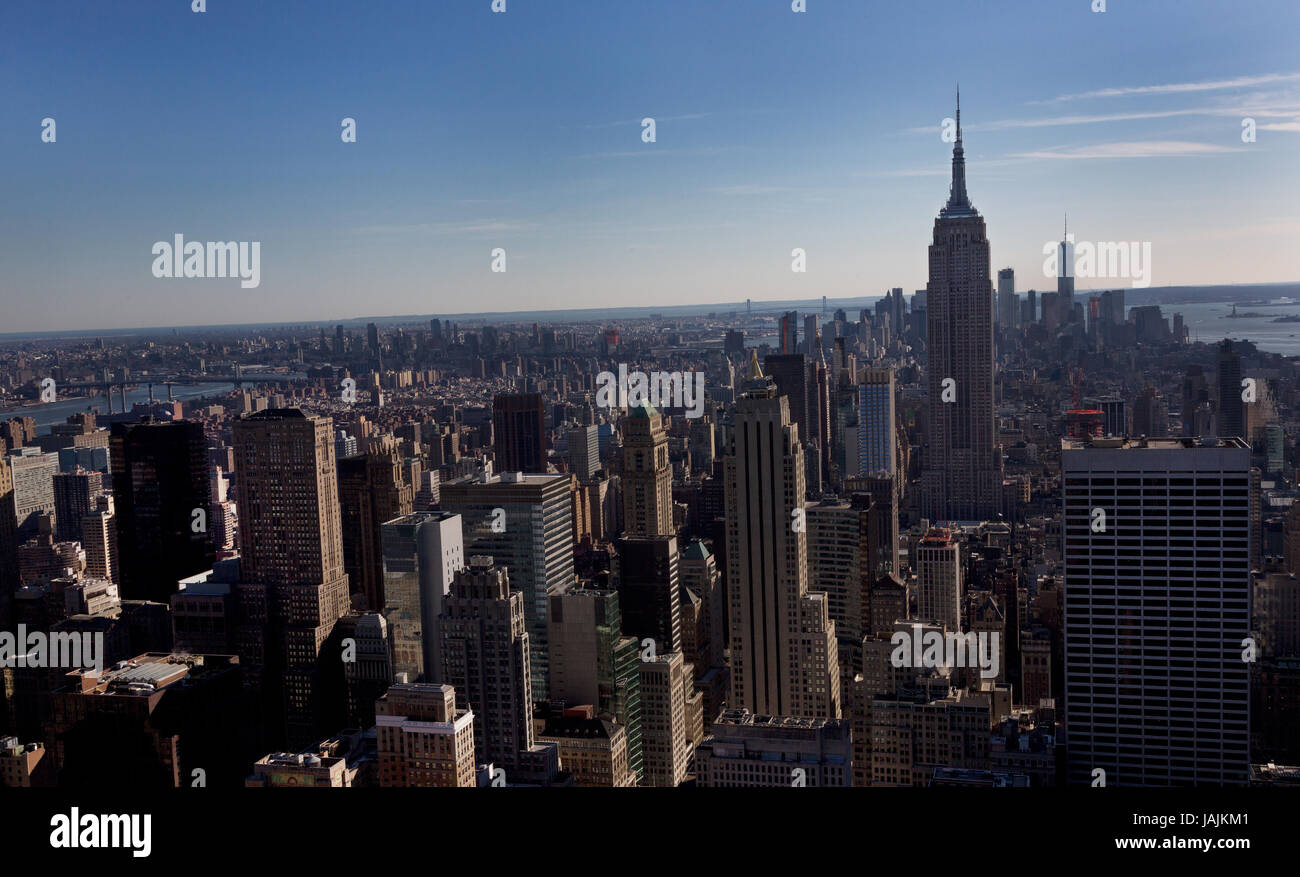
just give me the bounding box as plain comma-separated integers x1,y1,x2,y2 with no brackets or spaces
81,494,118,584
566,424,600,481
997,267,1016,329
381,511,465,682
1217,339,1246,441
547,587,643,781
778,311,798,355
437,557,536,773
849,367,896,479
615,535,681,654
1056,219,1075,319
921,92,1003,522
52,469,101,544
338,439,414,611
916,527,962,631
725,353,840,718
232,408,351,749
763,354,810,453
7,447,58,544
493,393,547,474
637,650,691,787
109,420,214,603
1063,436,1251,785
1132,387,1169,437
620,402,673,537
439,472,575,699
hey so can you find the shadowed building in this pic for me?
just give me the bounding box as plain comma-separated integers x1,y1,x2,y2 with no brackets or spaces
109,420,213,604
920,93,1004,522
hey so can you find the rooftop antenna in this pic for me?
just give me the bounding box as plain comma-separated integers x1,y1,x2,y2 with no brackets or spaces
956,83,961,141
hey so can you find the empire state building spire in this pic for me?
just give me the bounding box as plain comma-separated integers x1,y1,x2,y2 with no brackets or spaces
942,86,976,217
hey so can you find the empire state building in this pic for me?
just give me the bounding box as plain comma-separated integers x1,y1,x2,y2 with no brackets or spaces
921,91,1003,522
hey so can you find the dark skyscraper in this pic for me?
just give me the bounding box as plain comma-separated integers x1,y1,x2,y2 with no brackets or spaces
493,393,547,473
763,353,810,452
337,438,414,611
614,535,681,654
779,311,798,355
52,468,102,544
1183,364,1210,435
920,92,1003,522
1063,437,1251,785
232,409,351,749
1056,218,1075,321
1217,339,1246,441
109,419,214,604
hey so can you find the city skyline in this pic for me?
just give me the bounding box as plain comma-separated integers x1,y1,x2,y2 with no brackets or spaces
3,0,1298,333
3,3,1299,858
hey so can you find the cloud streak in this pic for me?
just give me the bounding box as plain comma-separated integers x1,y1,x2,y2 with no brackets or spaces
1009,140,1246,160
1039,72,1300,103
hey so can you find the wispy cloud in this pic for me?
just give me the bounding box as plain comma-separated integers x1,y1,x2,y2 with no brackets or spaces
904,104,1300,135
1039,72,1300,103
585,113,710,129
1009,140,1246,160
710,184,792,195
859,167,949,178
575,146,744,159
353,219,535,236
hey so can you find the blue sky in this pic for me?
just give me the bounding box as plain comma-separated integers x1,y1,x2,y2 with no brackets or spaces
2,0,1298,333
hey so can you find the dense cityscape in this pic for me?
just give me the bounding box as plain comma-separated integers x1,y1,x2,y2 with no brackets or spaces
5,0,1298,862
3,94,1297,799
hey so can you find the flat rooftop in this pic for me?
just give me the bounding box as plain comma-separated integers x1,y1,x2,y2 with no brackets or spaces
714,709,838,730
1062,436,1250,451
67,652,228,696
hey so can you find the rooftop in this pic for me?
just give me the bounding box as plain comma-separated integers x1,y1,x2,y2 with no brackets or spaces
1062,435,1250,451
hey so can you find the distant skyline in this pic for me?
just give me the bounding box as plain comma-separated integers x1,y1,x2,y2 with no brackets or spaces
3,0,1298,333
